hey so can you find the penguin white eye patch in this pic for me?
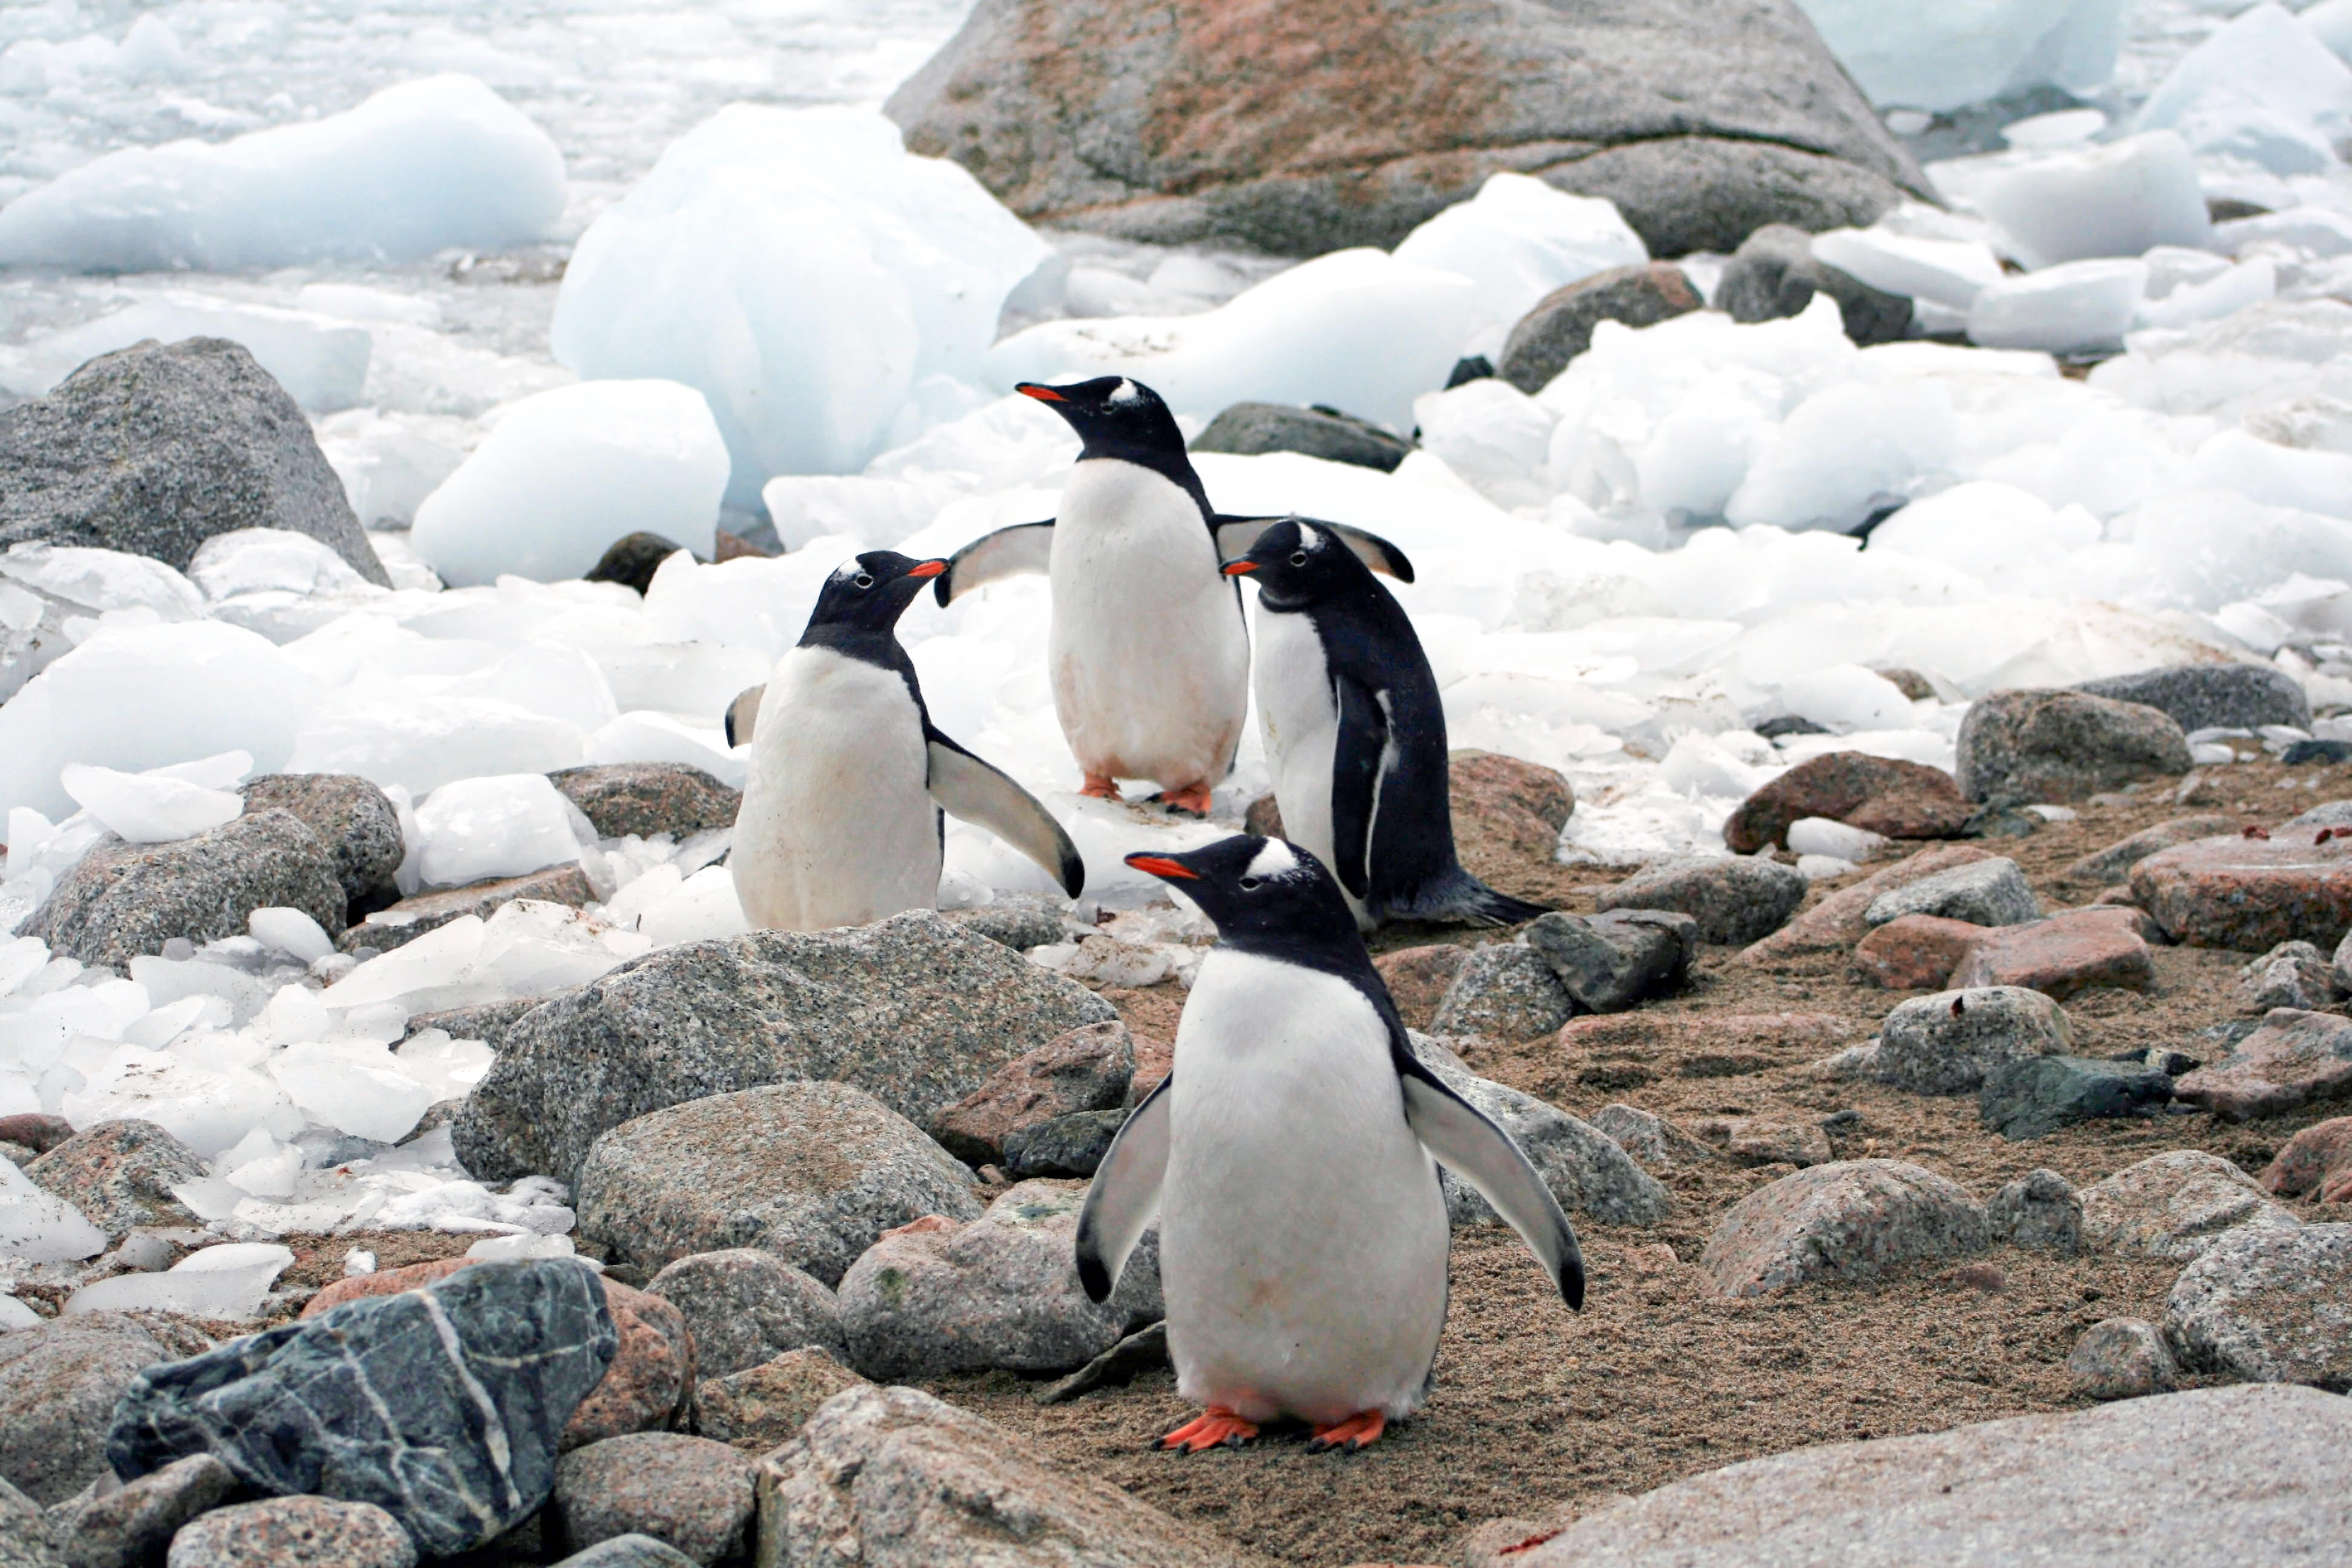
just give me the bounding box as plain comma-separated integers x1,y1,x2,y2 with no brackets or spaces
1244,840,1300,880
1108,379,1142,405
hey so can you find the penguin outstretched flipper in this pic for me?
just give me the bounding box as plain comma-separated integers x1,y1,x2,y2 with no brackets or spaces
1394,1060,1586,1308
1387,867,1550,927
932,520,1054,606
1074,1074,1172,1304
1214,513,1414,583
925,728,1085,898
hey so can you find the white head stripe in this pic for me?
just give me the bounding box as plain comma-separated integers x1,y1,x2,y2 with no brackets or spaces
1245,840,1299,879
1109,379,1142,405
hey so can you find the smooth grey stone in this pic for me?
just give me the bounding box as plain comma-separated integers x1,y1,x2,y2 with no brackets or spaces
1955,689,2192,806
549,1535,697,1568
1525,909,1691,1013
1698,1160,1988,1298
1979,1056,2172,1141
1863,857,2039,929
1189,402,1410,471
1415,1036,1670,1227
1001,1109,1125,1179
2076,664,2311,736
2065,1318,2177,1401
2164,1222,2350,1389
644,1250,846,1380
1874,986,2072,1096
1595,855,1808,947
1035,1321,1171,1405
1716,223,1911,345
1986,1168,2082,1254
1499,263,1704,393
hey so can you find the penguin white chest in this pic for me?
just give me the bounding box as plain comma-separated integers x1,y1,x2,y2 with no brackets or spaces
1160,949,1449,1425
1047,459,1249,789
731,646,938,932
1251,604,1348,872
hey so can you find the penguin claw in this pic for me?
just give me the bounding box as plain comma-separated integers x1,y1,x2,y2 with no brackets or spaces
1152,1408,1258,1453
1305,1411,1388,1454
1080,774,1125,802
1148,783,1213,817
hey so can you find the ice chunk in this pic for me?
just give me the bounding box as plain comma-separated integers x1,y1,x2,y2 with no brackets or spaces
639,864,749,947
253,982,332,1048
0,295,371,413
759,475,942,554
326,901,634,1016
0,1295,38,1330
987,248,1477,434
1792,0,2128,113
442,642,621,736
287,684,584,798
0,76,565,271
2186,430,2352,520
1391,174,1646,348
2308,0,2352,59
552,105,1051,501
316,410,471,528
58,763,241,845
2135,5,2352,177
393,1028,495,1104
1725,380,1958,532
63,1045,301,1158
1786,817,1890,861
1967,260,2148,354
2135,257,2275,333
585,713,746,789
189,530,378,602
0,1156,106,1263
0,621,324,822
1775,665,1916,732
411,381,729,587
1870,481,2104,593
269,1042,433,1143
1410,380,1558,510
64,1241,292,1318
1809,228,2006,309
1962,132,2213,269
639,543,866,663
414,774,581,889
0,544,207,627
2001,109,2106,151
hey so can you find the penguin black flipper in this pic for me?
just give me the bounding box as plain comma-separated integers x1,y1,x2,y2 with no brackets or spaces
1074,1073,1172,1303
1394,1056,1586,1309
1214,514,1415,583
1329,673,1387,903
724,684,765,748
932,521,1054,606
924,727,1086,898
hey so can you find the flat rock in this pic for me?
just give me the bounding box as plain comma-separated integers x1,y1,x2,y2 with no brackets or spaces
1371,944,1470,1033
692,1350,867,1454
1515,1384,2351,1567
1698,1159,1987,1298
835,1181,1161,1380
1034,1320,1171,1405
1498,264,1702,393
1428,945,1576,1042
1863,857,2037,929
2260,1116,2352,1202
1716,223,1911,344
1739,845,1994,964
548,765,740,843
1001,1109,1125,1178
0,338,386,586
1448,750,1576,867
2131,835,2352,950
886,0,1918,258
1417,1040,1671,1226
1722,753,1967,855
755,1383,1267,1568
2174,1008,2352,1122
1948,907,2157,1000
929,1021,1133,1166
2164,1223,2351,1391
2065,1318,2177,1400
339,866,595,955
2233,940,2333,1013
1525,909,1691,1013
1693,1116,1830,1168
2076,664,2311,735
22,1120,203,1240
1987,1168,2082,1253
1873,985,2071,1096
1188,402,1410,471
60,1452,235,1568
2060,815,2241,886
549,1434,756,1567
456,912,1112,1187
645,1250,846,1380
1979,1056,2173,1141
1587,1105,1716,1172
1955,690,2192,806
574,1082,982,1286
25,810,345,969
237,774,403,915
110,1259,616,1558
1854,913,1985,989
0,1313,179,1505
937,901,1065,951
2079,1150,2299,1261
164,1497,415,1568
1595,855,1806,946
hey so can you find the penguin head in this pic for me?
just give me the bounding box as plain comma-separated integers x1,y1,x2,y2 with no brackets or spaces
1125,835,1362,950
803,551,947,637
1220,517,1367,610
1016,376,1187,465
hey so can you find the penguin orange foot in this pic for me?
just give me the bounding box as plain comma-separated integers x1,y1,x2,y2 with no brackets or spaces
1149,782,1214,817
1306,1411,1388,1453
1080,773,1124,801
1154,1407,1258,1452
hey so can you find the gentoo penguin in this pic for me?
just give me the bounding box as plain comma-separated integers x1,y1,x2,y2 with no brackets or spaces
931,376,1415,815
731,550,1084,931
1224,518,1546,928
1078,834,1583,1454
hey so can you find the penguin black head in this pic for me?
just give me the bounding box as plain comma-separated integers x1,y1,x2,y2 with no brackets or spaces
799,550,946,650
1016,376,1198,488
1220,517,1374,611
1125,835,1365,955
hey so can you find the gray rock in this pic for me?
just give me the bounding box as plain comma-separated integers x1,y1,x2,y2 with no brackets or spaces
2059,815,2240,886
547,765,740,843
1525,909,1691,1013
235,774,403,916
1035,1320,1171,1405
2079,1150,2301,1261
644,1250,846,1380
1189,403,1411,471
163,1498,415,1568
24,810,346,969
1986,1169,2082,1253
1716,223,1912,345
1417,1039,1671,1226
587,531,691,595
1698,1159,1988,1298
550,1536,698,1568
1589,1105,1716,1173
936,900,1067,952
1979,1056,2173,1141
1862,857,2039,929
755,1383,1263,1568
2065,1318,2178,1401
400,998,543,1056
1499,264,1705,393
2236,940,2333,1013
0,339,387,586
2164,1222,2351,1390
549,1434,755,1568
1428,944,1576,1041
1001,1109,1126,1178
690,1350,867,1454
2174,1007,2352,1122
1692,1115,1832,1169
2076,664,2311,736
574,1082,982,1286
835,1180,1161,1380
1514,1385,2351,1567
456,911,1114,1186
1955,689,2193,805
60,1454,235,1568
1874,986,2072,1096
2285,799,2352,834
0,1474,57,1568
929,1021,1133,1166
23,1120,204,1240
341,866,596,955
107,1259,616,1558
0,1314,180,1505
1595,855,1808,947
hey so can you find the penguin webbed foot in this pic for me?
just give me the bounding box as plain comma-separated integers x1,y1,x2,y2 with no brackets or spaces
1146,782,1213,817
1080,773,1125,802
1152,1406,1259,1453
1305,1410,1388,1454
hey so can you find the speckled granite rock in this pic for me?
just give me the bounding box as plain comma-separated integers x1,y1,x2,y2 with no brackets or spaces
929,1021,1134,1166
1588,1105,1716,1172
22,1120,203,1240
339,866,596,955
455,912,1114,1186
1979,1056,2173,1140
1874,987,2071,1096
1699,1160,1987,1298
1956,689,2191,805
549,1434,755,1567
547,1535,697,1568
2076,664,2311,736
0,1474,56,1568
1987,1168,2082,1253
549,765,740,842
61,1453,235,1568
2059,816,2239,887
24,811,345,968
162,1497,415,1568
2078,1150,2300,1261
575,1083,982,1285
1863,857,2038,930
2261,1116,2352,1201
1722,751,1968,855
836,1181,1163,1381
2234,941,2334,1014
1498,264,1703,392
1371,944,1471,1033
1001,1109,1126,1178
2164,1223,2351,1390
2175,1008,2352,1122
1417,1038,1670,1226
2130,837,2352,951
1428,945,1576,1041
108,1260,616,1558
237,773,404,915
693,1350,867,1453
937,901,1067,951
1596,855,1806,946
1738,845,1996,964
2065,1318,2177,1401
645,1250,846,1379
0,1314,182,1505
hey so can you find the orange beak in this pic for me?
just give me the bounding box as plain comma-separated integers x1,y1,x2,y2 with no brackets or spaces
1221,560,1258,576
1016,383,1068,403
1124,852,1201,880
907,559,947,579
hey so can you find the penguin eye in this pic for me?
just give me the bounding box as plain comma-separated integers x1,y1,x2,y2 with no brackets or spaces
1288,551,1309,567
852,572,875,589
1238,877,1261,892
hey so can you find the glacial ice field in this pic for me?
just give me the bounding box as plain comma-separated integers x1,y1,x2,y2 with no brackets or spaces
10,0,2352,1255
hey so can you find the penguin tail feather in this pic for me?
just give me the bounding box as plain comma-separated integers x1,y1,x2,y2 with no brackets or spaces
1391,866,1548,927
